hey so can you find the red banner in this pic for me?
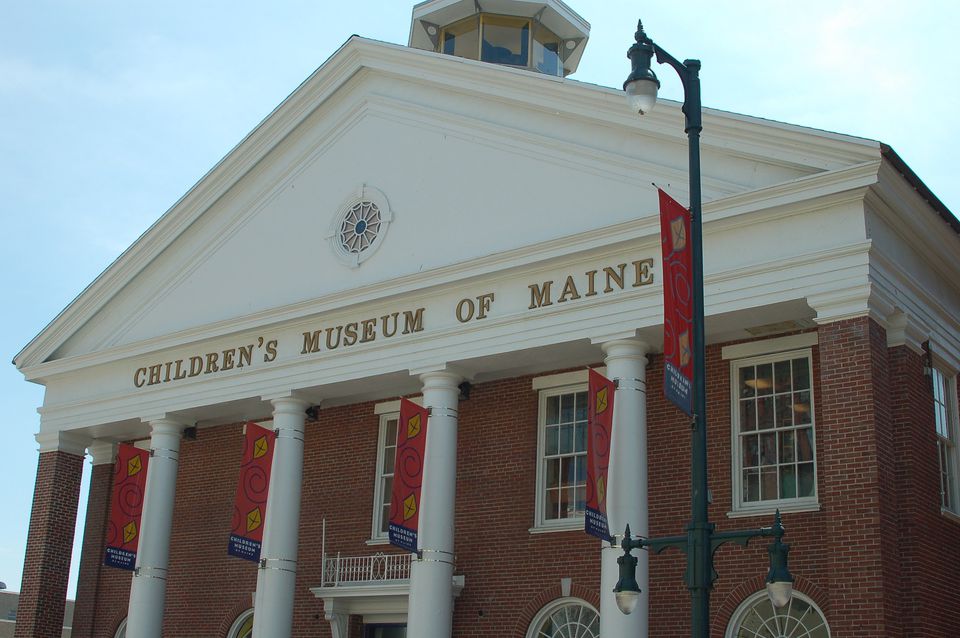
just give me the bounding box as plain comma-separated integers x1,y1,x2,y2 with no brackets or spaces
388,398,429,553
104,443,150,570
585,368,616,540
228,422,276,562
659,188,694,415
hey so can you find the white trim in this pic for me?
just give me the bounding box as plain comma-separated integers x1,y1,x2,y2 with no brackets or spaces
226,609,254,638
371,412,400,541
729,349,820,514
932,366,960,514
725,590,830,638
721,333,818,361
114,618,127,638
533,382,589,531
531,367,605,391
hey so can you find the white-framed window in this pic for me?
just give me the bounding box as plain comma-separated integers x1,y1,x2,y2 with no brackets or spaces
725,590,829,638
371,412,399,541
534,384,588,530
731,349,817,513
526,597,599,638
227,609,254,638
932,365,960,513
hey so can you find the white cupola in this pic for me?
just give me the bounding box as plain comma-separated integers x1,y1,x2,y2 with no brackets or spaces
408,0,590,77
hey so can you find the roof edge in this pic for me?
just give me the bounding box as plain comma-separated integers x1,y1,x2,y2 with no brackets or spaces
880,143,958,234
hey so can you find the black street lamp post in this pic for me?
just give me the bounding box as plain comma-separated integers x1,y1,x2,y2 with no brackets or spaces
612,21,795,637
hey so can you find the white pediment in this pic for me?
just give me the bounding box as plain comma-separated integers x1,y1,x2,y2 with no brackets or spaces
18,37,883,372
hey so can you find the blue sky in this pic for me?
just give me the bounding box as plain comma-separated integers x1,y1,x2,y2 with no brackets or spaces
1,0,957,596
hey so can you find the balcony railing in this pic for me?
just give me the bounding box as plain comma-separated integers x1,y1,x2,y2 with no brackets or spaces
320,552,411,587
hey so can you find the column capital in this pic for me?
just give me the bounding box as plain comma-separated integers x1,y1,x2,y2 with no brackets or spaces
601,338,651,360
268,396,312,417
418,369,465,392
87,441,117,466
35,430,90,456
145,418,188,437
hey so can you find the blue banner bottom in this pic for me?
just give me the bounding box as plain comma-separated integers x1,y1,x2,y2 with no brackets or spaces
585,507,610,541
388,523,418,554
228,535,262,562
104,547,136,571
664,362,693,416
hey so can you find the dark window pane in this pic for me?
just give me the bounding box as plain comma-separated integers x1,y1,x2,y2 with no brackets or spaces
545,488,560,520
779,465,797,499
761,467,778,500
744,468,759,502
742,435,759,467
798,463,815,497
575,392,588,422
545,425,559,456
740,367,756,398
481,15,530,66
760,432,777,465
560,393,574,423
741,400,757,431
546,458,560,487
559,424,573,454
779,430,795,464
775,394,793,428
757,396,774,430
756,363,774,396
774,360,791,393
574,422,587,453
793,357,810,390
794,391,812,425
545,395,560,425
797,428,814,462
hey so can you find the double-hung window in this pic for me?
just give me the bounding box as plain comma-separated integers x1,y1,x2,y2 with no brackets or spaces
535,384,588,529
732,350,817,513
371,413,399,541
933,366,959,514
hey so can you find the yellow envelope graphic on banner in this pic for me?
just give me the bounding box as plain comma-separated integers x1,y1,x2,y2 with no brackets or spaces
596,387,609,414
679,331,691,367
123,521,138,543
597,476,606,505
403,494,418,521
246,507,263,532
671,216,687,251
407,414,421,439
253,435,269,459
127,455,142,476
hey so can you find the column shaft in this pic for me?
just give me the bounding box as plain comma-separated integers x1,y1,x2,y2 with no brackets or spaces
15,447,85,638
599,340,649,638
406,371,461,638
252,397,309,638
126,420,185,638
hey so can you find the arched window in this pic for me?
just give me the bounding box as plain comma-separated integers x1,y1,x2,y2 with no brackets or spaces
526,597,599,638
227,609,254,638
114,619,126,638
726,590,830,638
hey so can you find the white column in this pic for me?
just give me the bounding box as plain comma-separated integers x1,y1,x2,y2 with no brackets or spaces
406,370,462,638
252,396,310,638
599,339,649,638
126,419,186,638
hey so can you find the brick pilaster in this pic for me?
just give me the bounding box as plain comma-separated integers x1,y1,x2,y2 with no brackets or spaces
71,461,115,638
15,450,85,638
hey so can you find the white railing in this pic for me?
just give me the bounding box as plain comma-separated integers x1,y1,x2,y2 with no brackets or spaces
320,552,411,587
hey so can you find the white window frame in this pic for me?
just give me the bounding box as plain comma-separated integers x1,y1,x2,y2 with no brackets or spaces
932,364,960,515
533,381,589,532
114,619,127,638
525,597,599,638
370,411,400,543
730,348,819,516
724,590,830,638
227,609,254,638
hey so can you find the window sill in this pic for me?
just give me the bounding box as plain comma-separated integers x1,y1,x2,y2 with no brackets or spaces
941,507,960,526
365,537,390,546
529,522,584,535
727,501,821,519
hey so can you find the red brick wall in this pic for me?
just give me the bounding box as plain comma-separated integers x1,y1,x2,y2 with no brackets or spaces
15,450,84,638
72,320,960,637
72,462,115,638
